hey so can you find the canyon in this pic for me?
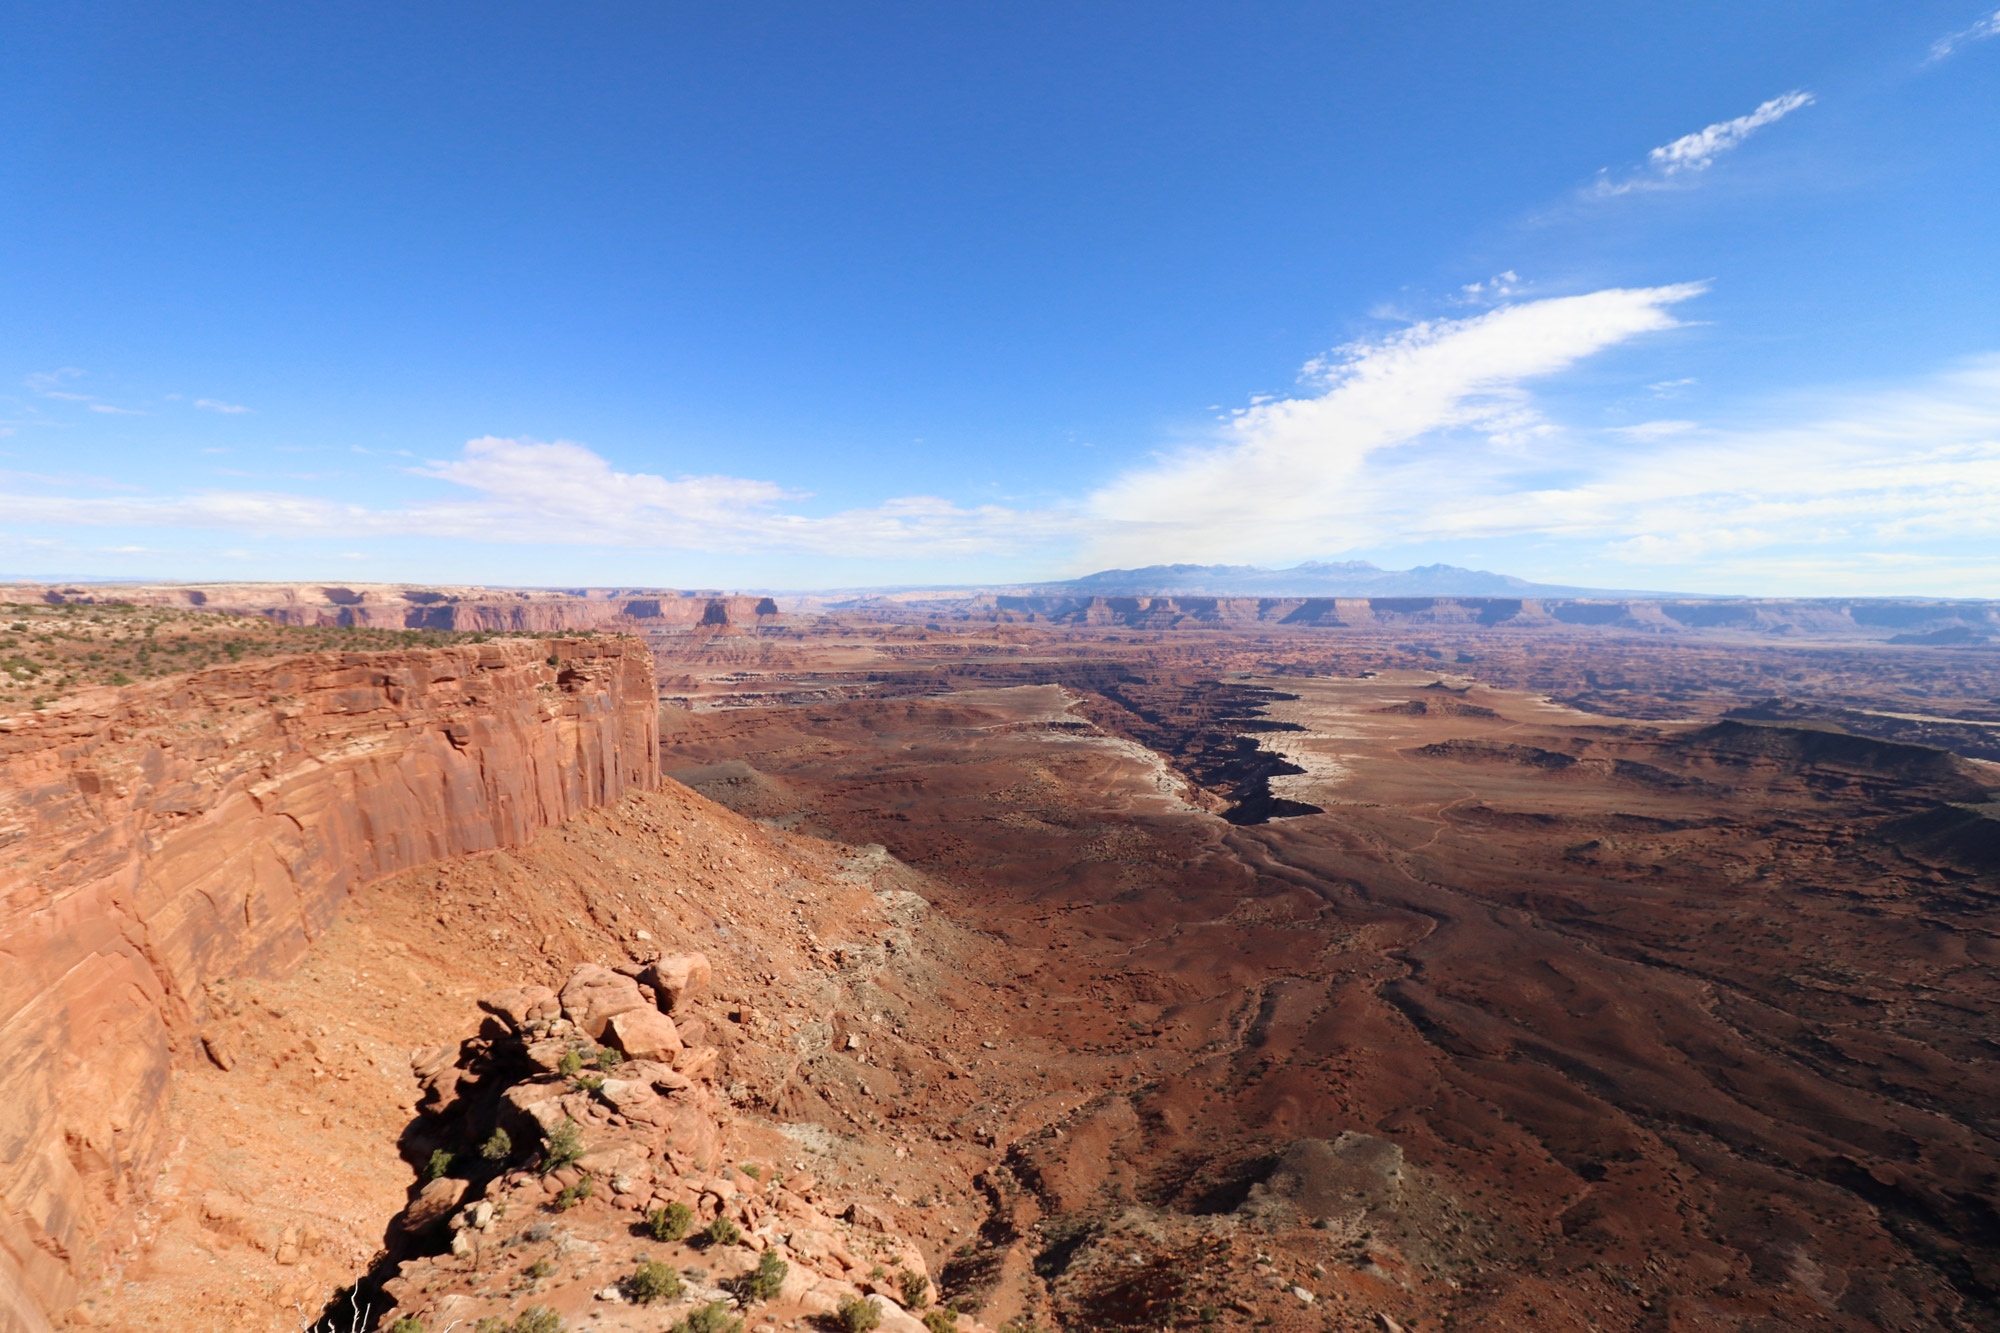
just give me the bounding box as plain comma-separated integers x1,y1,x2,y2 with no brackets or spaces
1,584,1997,1333
0,636,656,1331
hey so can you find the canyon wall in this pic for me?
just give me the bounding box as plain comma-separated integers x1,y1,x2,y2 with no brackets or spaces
858,592,2000,639
24,583,787,634
0,637,659,1333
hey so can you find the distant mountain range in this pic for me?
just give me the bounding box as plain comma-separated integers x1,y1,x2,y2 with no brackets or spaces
1020,561,1700,599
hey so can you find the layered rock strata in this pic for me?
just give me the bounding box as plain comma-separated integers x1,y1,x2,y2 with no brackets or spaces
26,583,785,634
0,637,658,1333
859,592,2000,639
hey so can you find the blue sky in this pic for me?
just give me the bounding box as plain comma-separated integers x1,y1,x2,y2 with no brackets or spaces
3,2,1998,594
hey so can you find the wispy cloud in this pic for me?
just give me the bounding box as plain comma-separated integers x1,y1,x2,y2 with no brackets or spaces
1609,420,1698,441
1200,355,2000,590
195,398,250,414
1081,285,1705,565
4,289,1999,594
1591,92,1814,197
25,368,84,394
1930,7,2000,60
88,404,145,416
0,433,1067,558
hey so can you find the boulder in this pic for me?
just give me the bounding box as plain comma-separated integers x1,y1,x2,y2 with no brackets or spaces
777,1264,824,1305
867,1294,931,1333
604,1007,683,1061
479,985,560,1029
400,1177,468,1235
641,953,712,1011
559,965,647,1040
498,1078,570,1139
846,1202,891,1232
200,1031,236,1071
574,1141,652,1178
418,1065,472,1118
595,1077,669,1123
523,1037,572,1073
616,1058,691,1093
672,1045,719,1080
408,1045,455,1081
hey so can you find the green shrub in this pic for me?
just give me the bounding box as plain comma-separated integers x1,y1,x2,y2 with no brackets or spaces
572,1072,605,1093
668,1302,742,1333
922,1312,957,1333
697,1215,741,1247
476,1309,564,1333
835,1294,881,1333
646,1200,694,1242
557,1049,584,1077
592,1045,624,1070
425,1149,457,1181
389,1318,425,1333
898,1270,930,1309
628,1258,683,1304
511,1309,564,1333
480,1127,514,1162
522,1256,555,1281
553,1175,594,1211
540,1119,584,1174
726,1249,787,1304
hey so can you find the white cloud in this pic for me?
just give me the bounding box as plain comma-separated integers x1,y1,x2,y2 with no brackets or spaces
195,398,250,414
1592,92,1814,196
24,368,83,394
88,404,145,415
4,288,1999,595
1610,420,1698,441
1647,92,1814,174
0,432,1070,558
1930,7,2000,60
1081,285,1705,565
1282,355,2000,590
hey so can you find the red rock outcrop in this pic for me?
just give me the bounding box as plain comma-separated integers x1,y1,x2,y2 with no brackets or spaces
26,582,787,634
0,637,658,1333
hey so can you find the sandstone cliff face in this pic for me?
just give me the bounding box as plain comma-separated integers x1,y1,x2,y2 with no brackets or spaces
0,637,658,1333
28,582,786,634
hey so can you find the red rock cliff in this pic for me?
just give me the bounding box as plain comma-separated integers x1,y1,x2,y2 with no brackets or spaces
0,637,658,1333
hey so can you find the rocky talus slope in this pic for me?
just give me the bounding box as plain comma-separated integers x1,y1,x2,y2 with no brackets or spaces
0,638,657,1333
373,954,966,1333
58,774,1049,1333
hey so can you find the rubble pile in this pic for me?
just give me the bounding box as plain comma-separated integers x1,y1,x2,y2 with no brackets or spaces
378,956,976,1333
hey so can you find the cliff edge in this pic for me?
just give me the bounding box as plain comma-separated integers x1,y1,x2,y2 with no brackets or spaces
0,637,658,1333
